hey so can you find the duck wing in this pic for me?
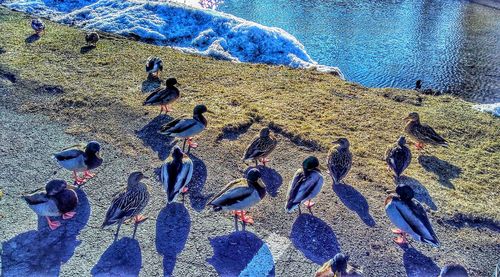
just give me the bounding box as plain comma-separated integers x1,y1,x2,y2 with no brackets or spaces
408,199,440,246
386,145,411,176
54,143,86,161
161,156,193,203
102,186,150,227
243,135,276,160
208,179,254,209
23,192,60,216
159,118,200,137
416,124,447,146
286,169,323,211
328,147,352,182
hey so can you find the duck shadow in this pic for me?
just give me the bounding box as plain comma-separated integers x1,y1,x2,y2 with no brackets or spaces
136,114,174,160
403,248,440,277
418,155,461,189
91,237,142,277
188,154,212,211
156,203,191,276
207,231,275,277
25,34,40,44
290,214,340,264
245,165,283,197
333,183,376,227
141,79,162,94
398,176,438,210
1,189,90,276
80,45,96,54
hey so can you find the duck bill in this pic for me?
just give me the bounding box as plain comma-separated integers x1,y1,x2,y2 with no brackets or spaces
403,116,410,121
95,151,101,159
206,110,215,114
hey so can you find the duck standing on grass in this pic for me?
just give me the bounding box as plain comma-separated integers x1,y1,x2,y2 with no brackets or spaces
385,184,440,247
315,253,363,277
159,104,208,152
143,77,180,114
404,112,448,151
327,138,352,185
385,136,412,182
31,18,45,35
23,180,78,230
242,127,278,167
285,156,324,213
161,146,193,203
53,141,103,185
146,56,163,79
208,168,265,227
85,31,99,47
102,172,150,240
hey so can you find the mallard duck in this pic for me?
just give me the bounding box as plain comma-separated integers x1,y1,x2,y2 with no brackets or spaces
159,104,208,152
385,184,440,247
146,56,163,79
160,146,193,203
327,138,352,185
242,127,278,166
208,168,265,225
316,253,363,277
404,112,448,150
23,180,78,230
53,141,103,185
439,264,468,277
31,18,45,35
102,171,150,239
143,77,180,114
385,136,412,181
85,31,99,47
285,156,324,213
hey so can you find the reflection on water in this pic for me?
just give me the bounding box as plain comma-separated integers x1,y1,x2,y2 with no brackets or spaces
219,0,500,103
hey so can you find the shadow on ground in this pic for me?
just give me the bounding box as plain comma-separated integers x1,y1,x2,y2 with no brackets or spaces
403,248,440,277
188,154,211,211
80,45,96,54
398,176,437,210
1,189,90,276
136,114,174,160
207,231,275,276
333,183,376,227
245,165,283,197
25,34,40,44
91,237,142,277
418,155,461,189
141,79,161,94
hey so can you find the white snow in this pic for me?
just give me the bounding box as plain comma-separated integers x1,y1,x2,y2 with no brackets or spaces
3,0,344,78
474,103,500,117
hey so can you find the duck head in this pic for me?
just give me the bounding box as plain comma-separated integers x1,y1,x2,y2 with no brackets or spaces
171,145,184,160
397,136,407,146
193,104,208,115
333,138,350,149
46,179,67,196
166,77,178,88
302,156,320,172
404,112,420,123
396,184,414,202
86,141,101,157
246,168,261,183
127,171,147,186
259,127,271,137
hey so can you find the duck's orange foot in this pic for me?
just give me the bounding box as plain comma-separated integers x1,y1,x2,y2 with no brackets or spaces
134,215,148,224
166,105,174,112
46,217,61,230
187,138,198,149
393,236,408,245
240,213,254,225
415,142,424,150
304,200,315,208
62,211,76,220
260,157,270,166
181,186,189,194
83,170,95,179
392,228,404,234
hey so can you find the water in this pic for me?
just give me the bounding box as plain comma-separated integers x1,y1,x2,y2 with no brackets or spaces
219,0,500,103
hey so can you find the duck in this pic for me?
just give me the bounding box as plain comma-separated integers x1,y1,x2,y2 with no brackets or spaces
285,156,324,213
439,264,469,277
160,146,193,203
146,56,163,79
385,184,440,247
159,104,208,152
315,253,363,277
327,138,352,185
31,18,45,35
53,141,103,185
208,168,265,226
85,31,99,47
102,171,150,240
23,180,78,230
143,77,180,114
404,112,448,150
242,127,278,166
385,136,412,181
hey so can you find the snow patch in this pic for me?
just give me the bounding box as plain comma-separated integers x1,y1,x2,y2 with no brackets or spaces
474,103,500,117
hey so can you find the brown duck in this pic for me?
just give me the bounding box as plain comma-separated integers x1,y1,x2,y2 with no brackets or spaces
242,127,278,166
404,112,448,150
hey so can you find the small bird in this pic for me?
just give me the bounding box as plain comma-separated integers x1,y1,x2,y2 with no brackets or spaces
208,168,266,226
327,138,352,185
85,31,99,47
404,112,448,150
439,264,469,277
242,127,278,166
385,136,412,181
23,180,78,230
160,146,193,203
415,80,422,90
143,77,180,114
385,184,440,247
31,18,45,35
315,253,363,277
159,104,208,152
53,141,103,185
146,56,163,79
102,172,150,240
285,156,324,213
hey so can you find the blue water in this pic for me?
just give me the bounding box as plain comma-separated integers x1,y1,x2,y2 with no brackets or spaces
219,0,500,103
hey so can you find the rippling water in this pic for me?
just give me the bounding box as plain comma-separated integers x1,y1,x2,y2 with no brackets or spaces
219,0,500,103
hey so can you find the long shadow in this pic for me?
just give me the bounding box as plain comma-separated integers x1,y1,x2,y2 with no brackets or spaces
245,165,283,197
398,176,438,210
418,155,461,189
156,203,191,276
207,231,275,277
80,45,96,54
290,214,340,264
141,79,161,94
188,154,212,211
25,34,40,44
333,183,376,227
136,114,174,160
403,248,440,277
91,237,142,277
1,189,90,276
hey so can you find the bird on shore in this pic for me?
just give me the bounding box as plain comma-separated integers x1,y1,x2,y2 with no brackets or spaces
143,77,180,114
160,146,193,203
85,31,99,47
208,168,265,226
23,180,78,230
439,264,469,277
102,171,150,240
53,141,103,185
385,136,412,181
242,127,278,167
315,253,363,277
285,156,324,213
327,138,352,185
159,104,208,152
31,18,45,35
146,56,163,79
404,112,448,151
385,184,440,247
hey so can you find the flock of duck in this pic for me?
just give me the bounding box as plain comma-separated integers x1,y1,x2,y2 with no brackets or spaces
20,19,470,277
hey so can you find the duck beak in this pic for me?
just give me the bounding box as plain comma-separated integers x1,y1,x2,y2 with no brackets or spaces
318,164,327,171
403,116,410,121
67,184,78,190
206,110,215,114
